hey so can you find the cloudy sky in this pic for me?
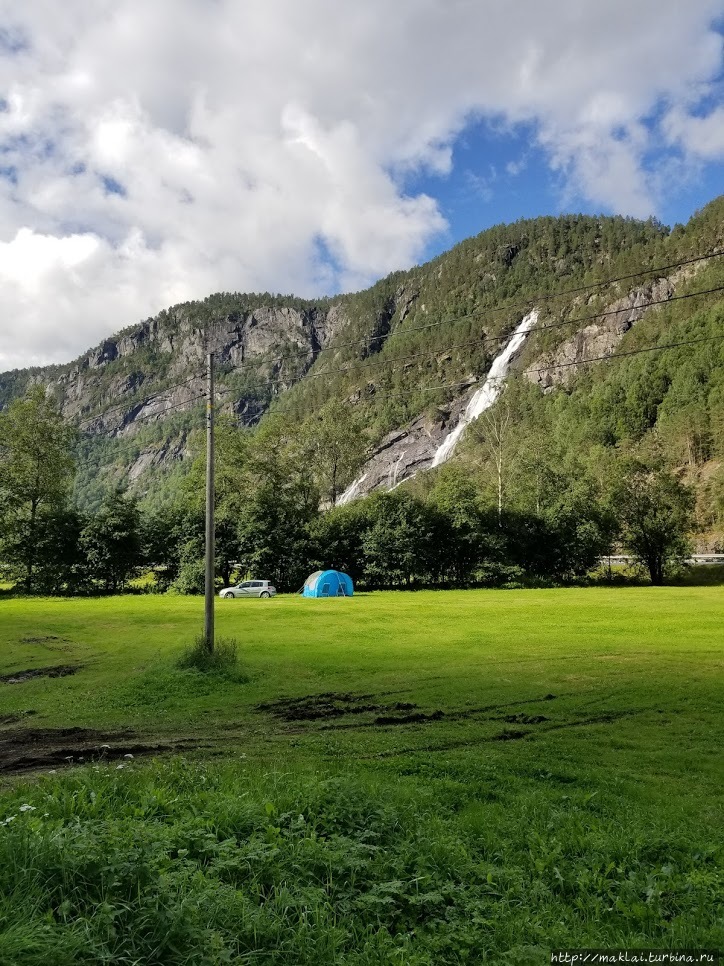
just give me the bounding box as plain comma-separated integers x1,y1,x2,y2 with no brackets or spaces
1,0,724,371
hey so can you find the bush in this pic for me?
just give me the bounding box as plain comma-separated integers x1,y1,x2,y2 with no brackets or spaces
169,558,206,595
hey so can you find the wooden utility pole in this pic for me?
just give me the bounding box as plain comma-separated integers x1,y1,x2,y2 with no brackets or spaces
204,350,215,651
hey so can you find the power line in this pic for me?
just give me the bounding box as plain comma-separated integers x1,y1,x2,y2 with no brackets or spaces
70,329,724,478
72,393,208,476
71,249,724,434
213,281,724,394
296,248,724,356
76,371,207,428
259,331,724,409
67,326,724,490
78,288,724,437
63,246,724,431
76,393,207,449
495,249,724,305
522,332,724,377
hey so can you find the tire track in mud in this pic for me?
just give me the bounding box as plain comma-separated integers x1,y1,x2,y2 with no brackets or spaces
0,726,209,775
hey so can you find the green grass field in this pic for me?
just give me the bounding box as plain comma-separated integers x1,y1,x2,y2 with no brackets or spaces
1,588,723,964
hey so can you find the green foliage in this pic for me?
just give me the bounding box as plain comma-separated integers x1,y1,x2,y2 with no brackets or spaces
21,508,88,595
175,415,320,592
615,463,695,585
170,554,206,595
361,491,445,587
0,748,721,962
80,491,143,592
0,388,76,591
308,500,373,585
300,402,368,506
141,504,186,589
278,211,675,437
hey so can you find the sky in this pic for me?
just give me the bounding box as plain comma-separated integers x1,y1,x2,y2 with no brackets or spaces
1,0,724,371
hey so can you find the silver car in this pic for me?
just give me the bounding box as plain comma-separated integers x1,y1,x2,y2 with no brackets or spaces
219,579,277,599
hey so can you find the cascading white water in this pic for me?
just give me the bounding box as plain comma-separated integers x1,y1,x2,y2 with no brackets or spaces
430,308,538,467
389,453,404,489
338,472,368,505
337,309,538,504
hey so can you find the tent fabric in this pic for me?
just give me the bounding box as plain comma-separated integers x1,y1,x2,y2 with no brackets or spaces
302,570,354,598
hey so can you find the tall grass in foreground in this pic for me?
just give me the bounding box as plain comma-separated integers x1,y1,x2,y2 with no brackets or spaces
176,635,242,675
0,759,721,965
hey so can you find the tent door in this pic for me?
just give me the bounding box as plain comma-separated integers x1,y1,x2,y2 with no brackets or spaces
321,583,330,596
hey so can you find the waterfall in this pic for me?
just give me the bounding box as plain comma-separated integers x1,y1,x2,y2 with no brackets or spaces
338,472,368,506
389,453,404,489
337,308,538,504
430,309,538,467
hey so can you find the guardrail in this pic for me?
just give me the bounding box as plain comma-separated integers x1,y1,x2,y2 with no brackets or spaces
601,555,724,565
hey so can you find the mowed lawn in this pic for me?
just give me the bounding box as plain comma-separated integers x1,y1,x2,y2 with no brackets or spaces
1,587,722,779
0,587,722,963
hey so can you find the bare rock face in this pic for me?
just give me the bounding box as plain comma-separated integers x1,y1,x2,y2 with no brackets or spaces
0,296,360,497
127,435,189,483
341,388,475,501
88,340,119,368
526,277,675,389
396,285,418,323
26,300,354,437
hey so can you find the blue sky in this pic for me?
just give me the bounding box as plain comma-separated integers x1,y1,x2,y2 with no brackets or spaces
408,120,563,251
412,113,724,264
1,0,724,369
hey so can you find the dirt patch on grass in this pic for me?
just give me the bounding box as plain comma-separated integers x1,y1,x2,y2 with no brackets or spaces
362,706,653,760
491,729,529,742
463,694,557,716
0,726,200,774
543,709,647,731
0,665,81,684
257,692,418,722
374,710,445,726
260,691,562,733
499,713,550,725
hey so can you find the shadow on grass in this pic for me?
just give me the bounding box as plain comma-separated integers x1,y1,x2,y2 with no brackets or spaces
669,563,724,587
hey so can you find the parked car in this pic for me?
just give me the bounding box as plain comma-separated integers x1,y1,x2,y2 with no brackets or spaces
219,579,277,599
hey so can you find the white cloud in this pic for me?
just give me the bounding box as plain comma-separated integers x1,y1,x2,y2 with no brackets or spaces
663,105,724,160
0,0,722,368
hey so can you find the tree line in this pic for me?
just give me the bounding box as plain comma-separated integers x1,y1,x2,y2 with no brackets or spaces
0,387,697,594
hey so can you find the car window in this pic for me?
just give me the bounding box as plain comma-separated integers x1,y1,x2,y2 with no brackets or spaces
238,581,251,588
251,581,263,588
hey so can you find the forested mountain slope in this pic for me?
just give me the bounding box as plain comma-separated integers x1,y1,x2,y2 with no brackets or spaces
1,196,723,541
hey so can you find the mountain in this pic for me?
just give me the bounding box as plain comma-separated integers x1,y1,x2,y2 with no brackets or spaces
1,197,723,538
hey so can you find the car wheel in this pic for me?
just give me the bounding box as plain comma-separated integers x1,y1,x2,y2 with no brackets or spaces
223,591,235,599
260,591,271,598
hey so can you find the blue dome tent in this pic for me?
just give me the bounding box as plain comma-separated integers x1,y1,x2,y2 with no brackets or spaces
302,570,354,598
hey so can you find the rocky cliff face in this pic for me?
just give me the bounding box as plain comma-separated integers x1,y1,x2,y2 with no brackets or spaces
43,302,340,432
0,296,360,494
0,274,435,498
524,270,697,390
339,390,476,501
